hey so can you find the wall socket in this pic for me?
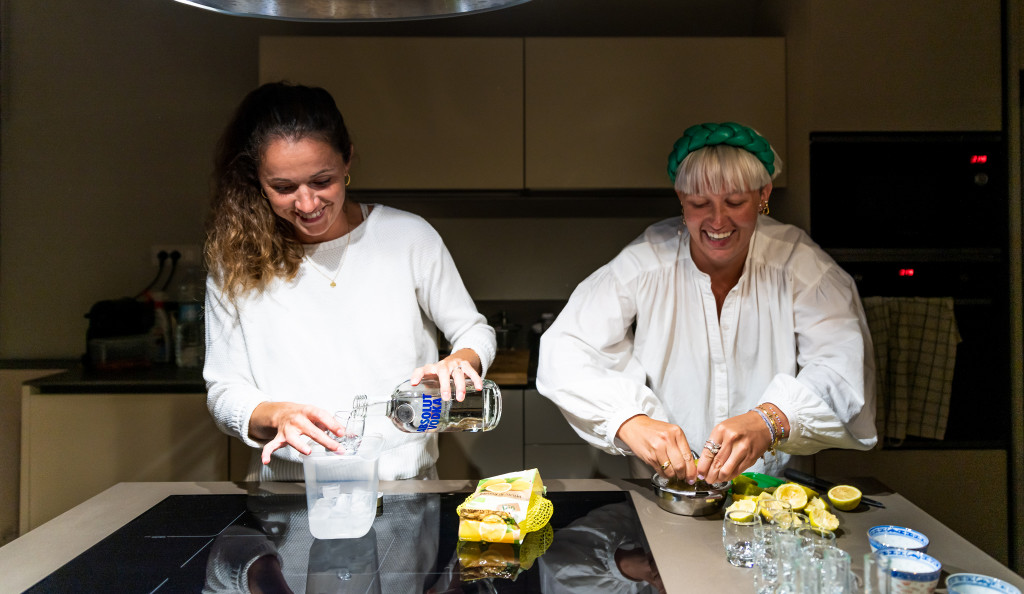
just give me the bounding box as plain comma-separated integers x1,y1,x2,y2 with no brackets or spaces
150,244,202,267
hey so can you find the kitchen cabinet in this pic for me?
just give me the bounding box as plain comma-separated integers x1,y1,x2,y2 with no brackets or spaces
259,37,525,191
525,37,787,189
19,388,229,533
259,36,785,191
523,389,630,479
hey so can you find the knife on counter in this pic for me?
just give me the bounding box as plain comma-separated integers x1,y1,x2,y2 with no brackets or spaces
783,469,886,508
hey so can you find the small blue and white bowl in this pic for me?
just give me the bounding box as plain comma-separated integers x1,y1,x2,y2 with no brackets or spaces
873,548,942,593
946,573,1022,594
868,525,930,553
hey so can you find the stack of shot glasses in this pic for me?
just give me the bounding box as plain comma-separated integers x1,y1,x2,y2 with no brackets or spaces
725,498,858,594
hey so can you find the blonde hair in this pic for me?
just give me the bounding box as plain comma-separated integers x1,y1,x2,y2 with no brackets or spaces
674,144,782,196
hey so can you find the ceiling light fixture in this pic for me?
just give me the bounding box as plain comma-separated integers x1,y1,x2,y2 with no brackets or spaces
170,0,533,22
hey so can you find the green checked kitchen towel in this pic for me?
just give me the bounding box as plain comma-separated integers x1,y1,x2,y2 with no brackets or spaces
863,297,961,445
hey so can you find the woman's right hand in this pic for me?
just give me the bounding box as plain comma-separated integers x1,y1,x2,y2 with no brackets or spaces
616,415,698,484
249,402,345,464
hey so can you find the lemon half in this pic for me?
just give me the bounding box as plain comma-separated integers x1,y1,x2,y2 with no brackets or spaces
774,483,809,512
827,485,862,511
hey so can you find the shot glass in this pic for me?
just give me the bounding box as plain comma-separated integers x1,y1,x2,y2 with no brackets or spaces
332,409,365,453
723,508,759,567
798,525,838,551
756,496,793,524
861,552,891,593
821,545,853,594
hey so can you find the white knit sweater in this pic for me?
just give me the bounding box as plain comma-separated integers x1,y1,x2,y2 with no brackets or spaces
204,205,496,481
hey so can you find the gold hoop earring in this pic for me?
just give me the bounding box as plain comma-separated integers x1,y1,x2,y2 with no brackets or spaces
344,174,351,187
261,186,269,200
759,202,770,216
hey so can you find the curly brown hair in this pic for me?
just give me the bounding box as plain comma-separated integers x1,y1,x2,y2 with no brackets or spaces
204,82,354,302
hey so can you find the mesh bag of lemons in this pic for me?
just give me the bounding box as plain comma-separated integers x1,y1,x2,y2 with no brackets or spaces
457,468,553,545
725,473,862,533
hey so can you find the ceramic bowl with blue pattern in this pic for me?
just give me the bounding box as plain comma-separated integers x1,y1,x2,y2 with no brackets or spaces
946,573,1022,594
868,525,930,553
873,548,942,593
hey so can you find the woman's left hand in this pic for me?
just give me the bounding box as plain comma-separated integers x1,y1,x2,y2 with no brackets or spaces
695,411,776,484
411,348,483,402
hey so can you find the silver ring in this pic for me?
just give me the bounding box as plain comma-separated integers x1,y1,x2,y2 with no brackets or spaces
451,364,463,374
704,440,722,455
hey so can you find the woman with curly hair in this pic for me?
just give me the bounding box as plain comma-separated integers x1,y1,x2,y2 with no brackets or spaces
537,123,877,486
204,82,495,481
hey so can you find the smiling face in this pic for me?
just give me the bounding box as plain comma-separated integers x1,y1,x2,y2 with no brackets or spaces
260,136,351,244
679,184,770,276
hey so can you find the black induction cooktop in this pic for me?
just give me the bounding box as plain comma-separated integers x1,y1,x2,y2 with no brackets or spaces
24,490,662,593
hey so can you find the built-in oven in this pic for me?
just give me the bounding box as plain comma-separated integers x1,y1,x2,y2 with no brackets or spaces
809,131,1009,449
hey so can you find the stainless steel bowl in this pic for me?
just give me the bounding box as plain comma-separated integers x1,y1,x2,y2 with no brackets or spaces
651,473,730,516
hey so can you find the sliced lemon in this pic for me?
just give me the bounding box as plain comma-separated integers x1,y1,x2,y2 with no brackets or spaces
827,485,862,511
756,494,790,521
725,498,757,522
808,508,840,531
485,482,512,493
805,496,829,512
774,483,809,512
789,482,820,499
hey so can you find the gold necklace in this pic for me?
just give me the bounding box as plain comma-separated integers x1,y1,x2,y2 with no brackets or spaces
303,209,352,288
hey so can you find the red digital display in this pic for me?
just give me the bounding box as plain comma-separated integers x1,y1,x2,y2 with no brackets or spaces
970,155,988,164
899,268,915,277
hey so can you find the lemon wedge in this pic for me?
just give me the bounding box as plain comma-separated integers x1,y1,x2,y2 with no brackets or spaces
725,498,757,522
827,485,862,511
808,508,840,531
805,496,829,512
774,483,809,512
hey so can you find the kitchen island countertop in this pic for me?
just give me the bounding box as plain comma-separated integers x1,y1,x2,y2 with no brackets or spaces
2,478,1021,593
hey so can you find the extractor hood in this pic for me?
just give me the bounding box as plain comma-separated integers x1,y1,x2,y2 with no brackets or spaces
170,0,533,21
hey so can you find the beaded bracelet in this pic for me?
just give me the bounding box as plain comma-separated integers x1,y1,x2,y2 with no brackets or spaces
753,407,774,454
751,407,777,446
759,403,787,440
755,404,782,455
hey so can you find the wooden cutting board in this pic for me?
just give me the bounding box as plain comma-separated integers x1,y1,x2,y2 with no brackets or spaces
486,349,530,385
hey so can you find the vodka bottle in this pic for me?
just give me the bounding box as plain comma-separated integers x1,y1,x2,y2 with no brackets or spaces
351,378,502,434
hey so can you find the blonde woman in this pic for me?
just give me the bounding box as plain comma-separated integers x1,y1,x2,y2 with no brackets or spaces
537,123,877,486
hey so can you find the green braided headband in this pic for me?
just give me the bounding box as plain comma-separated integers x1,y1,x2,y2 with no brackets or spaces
667,122,775,182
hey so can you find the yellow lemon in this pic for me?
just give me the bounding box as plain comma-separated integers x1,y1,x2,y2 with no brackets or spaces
480,521,509,542
756,494,790,521
774,483,809,512
725,498,757,522
808,508,840,531
827,485,862,511
486,482,512,493
789,482,820,499
805,496,829,512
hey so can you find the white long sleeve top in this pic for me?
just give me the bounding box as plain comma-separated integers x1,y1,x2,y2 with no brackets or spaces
204,205,496,481
536,216,877,476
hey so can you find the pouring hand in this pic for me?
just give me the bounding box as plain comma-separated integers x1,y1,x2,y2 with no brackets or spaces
616,415,698,485
696,410,774,484
411,348,483,402
249,401,344,464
